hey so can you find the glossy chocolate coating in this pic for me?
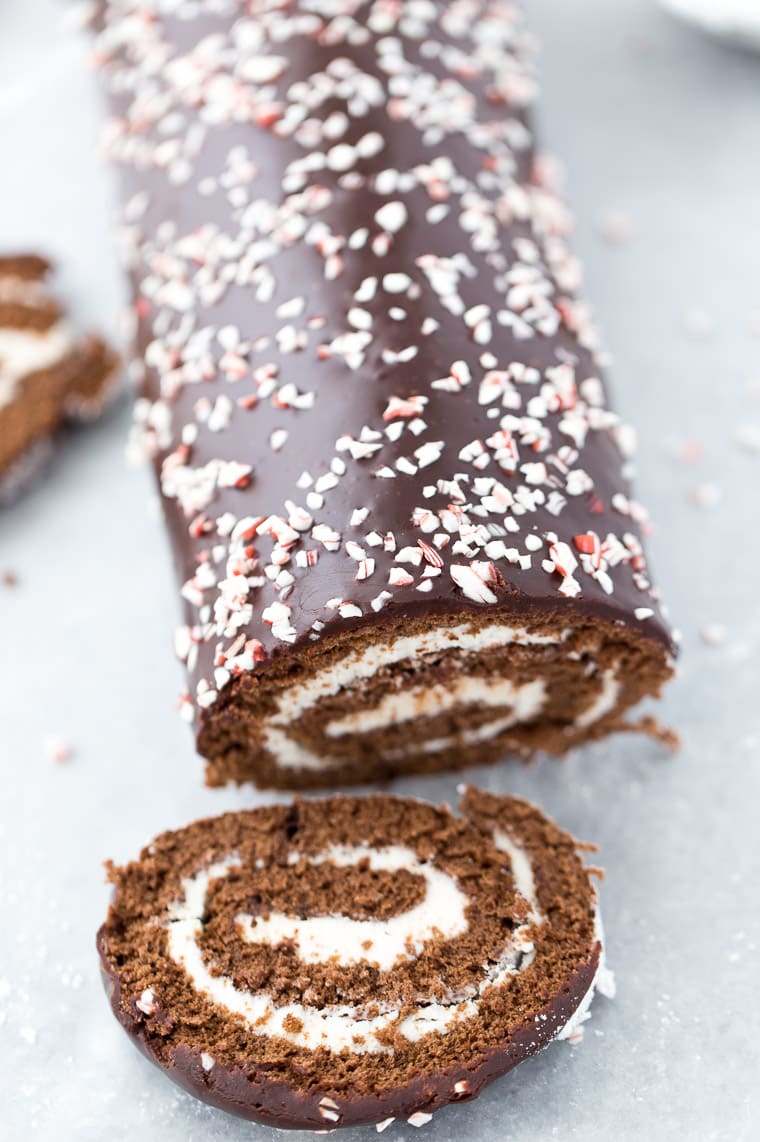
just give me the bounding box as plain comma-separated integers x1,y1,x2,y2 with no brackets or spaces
93,1,674,733
97,939,599,1129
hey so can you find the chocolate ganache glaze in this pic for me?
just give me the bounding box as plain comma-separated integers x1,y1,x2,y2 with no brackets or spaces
92,0,675,788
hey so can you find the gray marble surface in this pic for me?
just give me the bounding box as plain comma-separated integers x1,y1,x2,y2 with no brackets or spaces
1,2,759,1139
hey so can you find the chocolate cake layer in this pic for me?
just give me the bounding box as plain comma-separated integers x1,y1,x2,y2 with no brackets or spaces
0,255,121,500
93,1,675,788
98,789,610,1130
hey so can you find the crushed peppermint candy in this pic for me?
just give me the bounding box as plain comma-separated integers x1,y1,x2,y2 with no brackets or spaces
596,207,634,245
44,735,72,764
136,988,157,1016
451,562,499,605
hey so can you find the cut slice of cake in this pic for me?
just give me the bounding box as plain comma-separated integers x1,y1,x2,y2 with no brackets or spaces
0,254,120,502
97,789,610,1130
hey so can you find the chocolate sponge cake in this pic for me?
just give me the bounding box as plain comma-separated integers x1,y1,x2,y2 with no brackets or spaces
97,789,610,1130
93,0,675,788
0,255,120,501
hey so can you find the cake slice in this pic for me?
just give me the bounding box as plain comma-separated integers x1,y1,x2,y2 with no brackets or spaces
0,255,120,501
97,789,610,1130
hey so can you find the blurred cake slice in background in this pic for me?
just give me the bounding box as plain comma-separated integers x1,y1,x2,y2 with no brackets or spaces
0,254,120,503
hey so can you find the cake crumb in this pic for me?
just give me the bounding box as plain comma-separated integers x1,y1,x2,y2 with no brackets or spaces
408,1111,434,1127
634,716,680,752
2,570,18,587
376,1120,395,1133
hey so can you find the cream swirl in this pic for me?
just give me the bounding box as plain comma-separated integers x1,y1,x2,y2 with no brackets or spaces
0,322,74,409
255,621,621,772
165,832,551,1053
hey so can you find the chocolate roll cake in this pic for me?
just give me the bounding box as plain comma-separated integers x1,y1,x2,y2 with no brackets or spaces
0,255,120,501
93,1,675,788
98,789,610,1130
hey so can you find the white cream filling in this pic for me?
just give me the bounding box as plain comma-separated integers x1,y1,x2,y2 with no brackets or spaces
260,621,623,773
407,666,620,758
0,274,48,305
164,830,575,1054
267,623,563,771
574,668,620,729
382,680,546,761
410,713,529,756
0,321,74,409
327,675,546,739
237,844,469,970
276,623,561,725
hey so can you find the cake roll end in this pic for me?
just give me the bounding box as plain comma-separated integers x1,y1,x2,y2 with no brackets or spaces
94,0,676,787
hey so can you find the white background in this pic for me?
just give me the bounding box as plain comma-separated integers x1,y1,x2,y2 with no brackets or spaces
1,2,759,1139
